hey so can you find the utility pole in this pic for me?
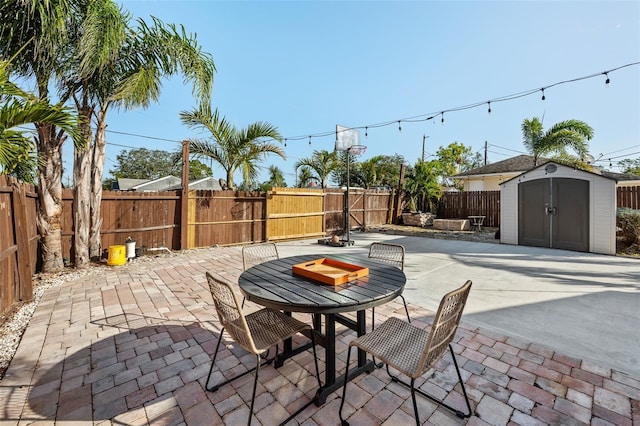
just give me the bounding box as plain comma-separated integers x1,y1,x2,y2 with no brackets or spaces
484,140,488,166
422,134,429,162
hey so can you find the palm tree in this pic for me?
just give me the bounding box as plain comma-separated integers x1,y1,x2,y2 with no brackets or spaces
295,149,339,188
403,160,442,213
181,106,284,189
266,165,286,188
0,59,78,182
522,117,594,166
63,7,215,264
257,165,286,190
1,1,215,269
0,0,80,271
296,166,315,188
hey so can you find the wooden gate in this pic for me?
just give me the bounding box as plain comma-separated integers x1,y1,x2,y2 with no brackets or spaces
265,187,325,241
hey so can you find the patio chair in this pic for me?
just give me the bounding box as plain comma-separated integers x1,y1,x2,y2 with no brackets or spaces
205,272,321,426
339,280,473,426
368,242,411,323
242,242,279,270
240,242,279,307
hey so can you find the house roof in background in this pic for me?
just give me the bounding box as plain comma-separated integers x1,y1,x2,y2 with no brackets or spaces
455,154,640,183
131,176,181,191
454,155,541,177
115,178,150,190
167,177,224,191
116,176,227,191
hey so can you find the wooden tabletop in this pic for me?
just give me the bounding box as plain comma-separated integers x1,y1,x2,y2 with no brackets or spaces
238,253,406,314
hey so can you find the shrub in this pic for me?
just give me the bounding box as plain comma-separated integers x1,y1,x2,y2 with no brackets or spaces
617,208,640,245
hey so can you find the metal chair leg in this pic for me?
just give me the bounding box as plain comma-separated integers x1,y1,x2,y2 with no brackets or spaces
310,330,322,388
399,295,411,322
449,344,472,416
247,353,261,426
338,346,353,426
410,378,420,426
205,328,273,393
383,346,472,419
205,327,226,391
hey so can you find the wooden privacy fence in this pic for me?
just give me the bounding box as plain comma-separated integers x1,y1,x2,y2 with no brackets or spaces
437,190,501,227
59,187,394,256
618,186,640,209
187,190,267,247
265,187,325,241
62,189,181,259
436,187,640,226
0,176,37,314
6,181,638,316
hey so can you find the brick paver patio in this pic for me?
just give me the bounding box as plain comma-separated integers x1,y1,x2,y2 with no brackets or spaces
1,246,638,425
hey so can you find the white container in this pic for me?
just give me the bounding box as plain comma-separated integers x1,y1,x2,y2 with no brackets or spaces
125,241,136,259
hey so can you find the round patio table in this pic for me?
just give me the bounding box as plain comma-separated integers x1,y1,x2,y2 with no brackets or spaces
238,253,406,405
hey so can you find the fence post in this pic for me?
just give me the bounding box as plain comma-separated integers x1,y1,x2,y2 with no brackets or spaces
180,140,189,250
392,164,405,224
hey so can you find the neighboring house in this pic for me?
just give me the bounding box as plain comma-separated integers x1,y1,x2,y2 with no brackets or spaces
454,154,640,190
114,176,224,192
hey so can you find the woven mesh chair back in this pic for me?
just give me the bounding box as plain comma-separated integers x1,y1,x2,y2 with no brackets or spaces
418,280,472,373
206,272,259,354
368,242,405,270
242,243,279,271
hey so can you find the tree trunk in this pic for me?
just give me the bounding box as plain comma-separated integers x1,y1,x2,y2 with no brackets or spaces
73,107,92,268
36,123,66,272
89,111,107,259
226,170,234,189
73,148,91,267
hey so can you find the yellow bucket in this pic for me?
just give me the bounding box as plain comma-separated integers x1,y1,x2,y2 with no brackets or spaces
107,245,127,266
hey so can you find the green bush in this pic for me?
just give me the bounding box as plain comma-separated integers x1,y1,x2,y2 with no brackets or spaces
617,208,640,245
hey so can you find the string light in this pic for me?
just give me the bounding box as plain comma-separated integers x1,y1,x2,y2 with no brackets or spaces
308,136,311,145
103,61,639,149
487,102,492,115
398,121,402,132
365,127,368,138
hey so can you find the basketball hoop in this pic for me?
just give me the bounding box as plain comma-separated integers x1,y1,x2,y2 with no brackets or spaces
348,144,367,156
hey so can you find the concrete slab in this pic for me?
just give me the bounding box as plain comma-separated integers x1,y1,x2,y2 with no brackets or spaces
274,232,640,377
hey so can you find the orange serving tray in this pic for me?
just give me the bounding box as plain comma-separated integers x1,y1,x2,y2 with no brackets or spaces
292,258,369,285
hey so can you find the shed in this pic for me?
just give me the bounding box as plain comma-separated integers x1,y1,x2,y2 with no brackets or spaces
500,162,617,255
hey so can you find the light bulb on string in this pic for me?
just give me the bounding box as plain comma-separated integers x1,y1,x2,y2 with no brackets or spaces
308,136,311,145
541,88,546,101
398,121,402,132
441,112,445,124
604,72,610,86
365,127,368,138
487,102,492,115
284,138,287,147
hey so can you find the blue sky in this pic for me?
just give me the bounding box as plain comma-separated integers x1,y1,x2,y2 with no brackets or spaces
68,1,640,186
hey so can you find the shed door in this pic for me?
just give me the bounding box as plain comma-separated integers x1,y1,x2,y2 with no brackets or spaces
518,178,589,252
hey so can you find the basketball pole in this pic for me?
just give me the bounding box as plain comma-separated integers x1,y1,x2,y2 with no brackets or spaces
345,147,351,244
